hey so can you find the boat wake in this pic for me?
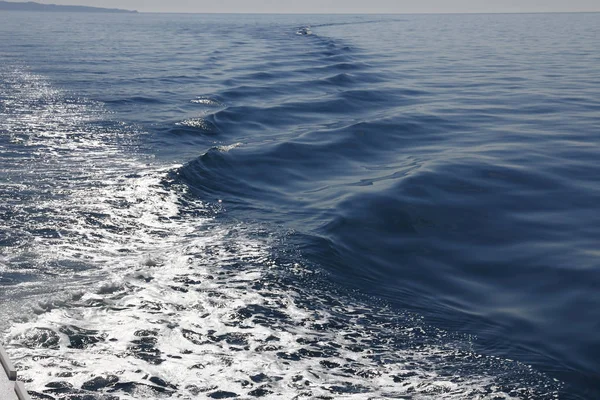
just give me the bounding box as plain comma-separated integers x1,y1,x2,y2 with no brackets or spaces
1,59,562,400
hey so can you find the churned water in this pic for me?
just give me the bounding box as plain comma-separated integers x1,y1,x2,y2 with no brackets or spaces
1,11,599,399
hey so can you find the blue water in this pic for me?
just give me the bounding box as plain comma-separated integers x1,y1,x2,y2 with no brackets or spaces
1,11,599,399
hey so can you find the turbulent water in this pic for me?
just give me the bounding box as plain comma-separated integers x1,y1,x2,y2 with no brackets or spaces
1,11,599,400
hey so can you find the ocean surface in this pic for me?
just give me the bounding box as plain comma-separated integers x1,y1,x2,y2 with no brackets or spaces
1,11,599,400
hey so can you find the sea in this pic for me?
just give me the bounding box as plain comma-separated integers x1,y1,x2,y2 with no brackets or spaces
1,11,599,400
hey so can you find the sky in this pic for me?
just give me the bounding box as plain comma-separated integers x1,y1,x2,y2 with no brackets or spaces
14,0,600,14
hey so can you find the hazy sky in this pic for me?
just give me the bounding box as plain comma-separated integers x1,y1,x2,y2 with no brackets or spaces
21,0,600,14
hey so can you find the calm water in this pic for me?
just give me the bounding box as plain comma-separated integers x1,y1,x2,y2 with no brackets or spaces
1,11,599,399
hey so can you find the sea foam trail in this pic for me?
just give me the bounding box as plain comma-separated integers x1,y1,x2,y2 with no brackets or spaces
0,68,561,399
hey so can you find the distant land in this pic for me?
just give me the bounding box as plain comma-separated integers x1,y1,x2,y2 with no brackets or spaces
0,1,137,13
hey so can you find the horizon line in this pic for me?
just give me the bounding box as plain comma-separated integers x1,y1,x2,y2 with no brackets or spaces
137,10,600,15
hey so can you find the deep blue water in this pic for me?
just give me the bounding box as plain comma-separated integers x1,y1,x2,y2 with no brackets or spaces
1,11,600,400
